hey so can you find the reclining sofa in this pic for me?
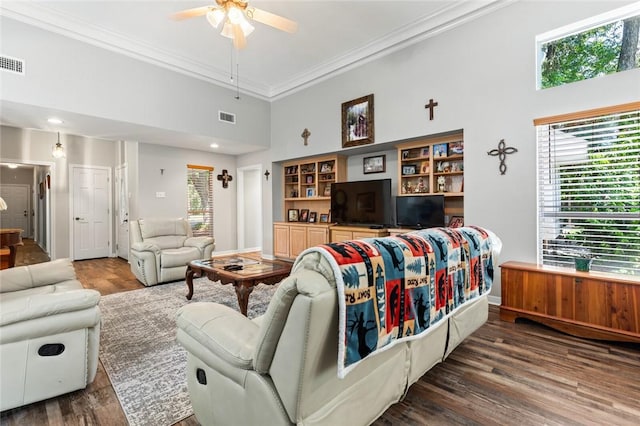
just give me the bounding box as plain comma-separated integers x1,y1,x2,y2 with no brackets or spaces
0,259,101,411
176,228,501,425
129,218,215,286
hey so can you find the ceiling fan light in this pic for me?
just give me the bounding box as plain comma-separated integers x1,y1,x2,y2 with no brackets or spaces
227,6,244,24
221,21,234,39
240,20,254,37
206,8,225,28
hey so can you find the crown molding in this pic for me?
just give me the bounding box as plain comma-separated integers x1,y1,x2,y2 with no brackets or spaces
1,0,511,102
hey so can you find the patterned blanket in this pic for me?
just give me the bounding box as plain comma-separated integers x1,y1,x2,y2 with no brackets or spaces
303,226,496,378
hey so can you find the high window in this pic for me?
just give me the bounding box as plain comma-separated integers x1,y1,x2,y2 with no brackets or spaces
187,164,214,237
537,4,640,89
535,102,640,276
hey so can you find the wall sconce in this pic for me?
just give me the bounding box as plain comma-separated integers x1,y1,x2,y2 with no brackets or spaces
52,132,66,158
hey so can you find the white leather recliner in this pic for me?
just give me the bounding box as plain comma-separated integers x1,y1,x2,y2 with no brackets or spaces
129,218,215,286
0,259,101,411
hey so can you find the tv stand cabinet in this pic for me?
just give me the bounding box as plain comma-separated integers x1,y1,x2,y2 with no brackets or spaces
329,226,388,242
500,261,640,343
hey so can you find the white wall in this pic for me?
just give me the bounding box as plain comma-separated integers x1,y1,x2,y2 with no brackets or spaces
136,143,238,253
270,0,640,298
1,16,271,151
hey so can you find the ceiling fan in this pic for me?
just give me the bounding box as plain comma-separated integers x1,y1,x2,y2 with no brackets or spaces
172,0,298,50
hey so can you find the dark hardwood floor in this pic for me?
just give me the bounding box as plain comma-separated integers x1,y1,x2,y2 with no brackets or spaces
2,250,639,425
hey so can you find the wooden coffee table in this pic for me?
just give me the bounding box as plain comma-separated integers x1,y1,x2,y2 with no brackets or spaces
185,255,292,316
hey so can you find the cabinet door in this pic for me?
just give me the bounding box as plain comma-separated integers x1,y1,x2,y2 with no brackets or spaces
307,227,328,248
273,225,290,258
290,226,308,257
331,230,353,243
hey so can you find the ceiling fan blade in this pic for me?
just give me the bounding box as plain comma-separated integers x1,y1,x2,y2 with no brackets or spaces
247,7,298,33
171,6,211,21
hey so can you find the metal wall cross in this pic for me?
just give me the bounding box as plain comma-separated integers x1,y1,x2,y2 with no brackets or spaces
217,169,233,188
487,139,518,175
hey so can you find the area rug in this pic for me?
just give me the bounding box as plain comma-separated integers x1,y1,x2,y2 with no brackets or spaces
98,277,278,426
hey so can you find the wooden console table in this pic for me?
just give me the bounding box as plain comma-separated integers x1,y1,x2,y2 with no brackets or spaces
0,229,23,269
500,261,640,343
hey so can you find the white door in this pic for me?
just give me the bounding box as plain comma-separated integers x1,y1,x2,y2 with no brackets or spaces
72,166,111,260
115,165,129,260
237,165,262,251
0,184,30,236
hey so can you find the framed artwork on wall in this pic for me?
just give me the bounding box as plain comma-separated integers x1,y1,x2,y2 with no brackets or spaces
363,155,386,174
342,94,374,148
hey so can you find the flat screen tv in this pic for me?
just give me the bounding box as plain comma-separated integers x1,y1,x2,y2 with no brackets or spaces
396,195,445,229
331,179,392,227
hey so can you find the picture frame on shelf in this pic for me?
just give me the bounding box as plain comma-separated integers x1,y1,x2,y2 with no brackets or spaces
309,212,317,223
306,187,315,197
342,94,374,148
323,184,331,197
448,216,464,228
421,147,430,158
319,213,329,223
363,155,386,174
433,143,448,158
402,165,417,175
449,141,464,155
288,209,299,222
420,161,429,174
299,209,309,222
320,162,333,173
306,175,314,184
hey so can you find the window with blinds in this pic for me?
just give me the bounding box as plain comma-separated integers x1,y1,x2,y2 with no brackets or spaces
187,164,214,237
535,103,640,275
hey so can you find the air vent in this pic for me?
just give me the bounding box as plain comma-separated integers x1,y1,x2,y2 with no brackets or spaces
0,55,25,75
218,111,236,124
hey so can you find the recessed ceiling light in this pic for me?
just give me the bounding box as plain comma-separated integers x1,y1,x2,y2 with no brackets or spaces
47,117,63,124
210,143,219,148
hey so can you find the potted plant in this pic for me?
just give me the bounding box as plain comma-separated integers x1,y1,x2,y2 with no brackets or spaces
571,248,596,272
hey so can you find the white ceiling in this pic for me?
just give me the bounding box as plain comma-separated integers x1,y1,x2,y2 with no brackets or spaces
0,0,506,154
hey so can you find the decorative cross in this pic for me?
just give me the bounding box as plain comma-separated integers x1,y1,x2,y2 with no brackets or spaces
487,139,518,175
264,170,270,181
424,98,438,120
301,128,311,145
217,169,233,188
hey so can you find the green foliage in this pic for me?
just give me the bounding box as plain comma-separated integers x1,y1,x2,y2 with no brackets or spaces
556,112,640,274
541,18,639,88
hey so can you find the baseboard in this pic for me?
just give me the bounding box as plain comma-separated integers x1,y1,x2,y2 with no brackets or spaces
237,246,261,254
488,295,501,306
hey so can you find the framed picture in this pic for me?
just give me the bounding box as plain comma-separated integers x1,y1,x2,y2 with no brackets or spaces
420,161,430,174
299,209,310,222
306,175,314,184
319,213,329,223
288,209,299,222
363,155,386,174
323,184,331,197
342,94,374,148
309,212,317,223
421,147,430,158
306,187,315,197
402,165,417,175
433,143,448,158
448,216,464,228
320,162,333,173
449,141,464,155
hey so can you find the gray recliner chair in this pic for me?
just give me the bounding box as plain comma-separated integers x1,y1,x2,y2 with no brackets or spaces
129,218,215,286
0,259,101,411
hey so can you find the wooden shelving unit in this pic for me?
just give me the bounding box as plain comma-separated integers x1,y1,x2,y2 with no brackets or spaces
275,154,347,260
396,132,464,221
